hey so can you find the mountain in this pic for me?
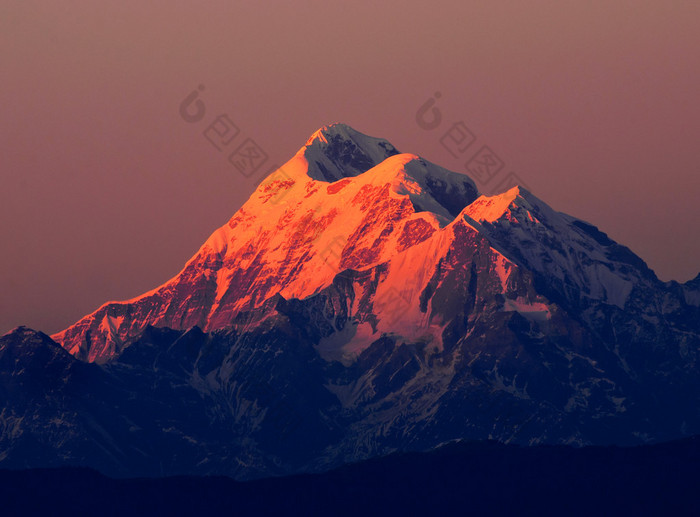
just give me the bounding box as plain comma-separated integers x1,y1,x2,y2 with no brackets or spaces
53,123,478,363
2,123,700,479
3,438,700,517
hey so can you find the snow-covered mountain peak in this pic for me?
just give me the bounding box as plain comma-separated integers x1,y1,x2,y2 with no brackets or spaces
50,124,673,362
304,123,363,145
51,126,480,361
345,152,479,223
296,123,401,182
8,127,700,481
456,184,659,309
253,125,478,221
463,186,528,223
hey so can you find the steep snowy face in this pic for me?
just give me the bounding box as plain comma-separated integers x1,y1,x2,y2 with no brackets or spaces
299,123,400,181
203,151,479,329
461,187,658,310
50,123,664,365
9,125,700,477
52,125,479,362
313,212,550,364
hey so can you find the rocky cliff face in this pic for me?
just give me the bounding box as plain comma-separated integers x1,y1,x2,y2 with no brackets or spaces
2,124,699,479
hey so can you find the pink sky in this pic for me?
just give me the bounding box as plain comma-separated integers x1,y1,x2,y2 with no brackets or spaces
1,0,699,335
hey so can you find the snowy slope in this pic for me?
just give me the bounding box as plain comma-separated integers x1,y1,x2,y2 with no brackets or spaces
52,124,478,362
461,186,658,309
52,124,678,364
53,124,695,370
4,124,700,480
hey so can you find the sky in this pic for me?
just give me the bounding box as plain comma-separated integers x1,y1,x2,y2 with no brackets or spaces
1,0,699,335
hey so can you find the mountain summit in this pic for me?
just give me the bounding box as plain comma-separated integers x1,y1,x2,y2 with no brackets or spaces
2,124,699,479
52,124,671,365
52,124,480,362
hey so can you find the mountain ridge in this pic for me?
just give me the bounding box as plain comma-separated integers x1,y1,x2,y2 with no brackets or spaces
1,123,698,480
52,123,482,362
52,123,665,364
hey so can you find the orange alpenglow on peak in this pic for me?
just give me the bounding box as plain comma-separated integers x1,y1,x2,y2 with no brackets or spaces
52,124,658,364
